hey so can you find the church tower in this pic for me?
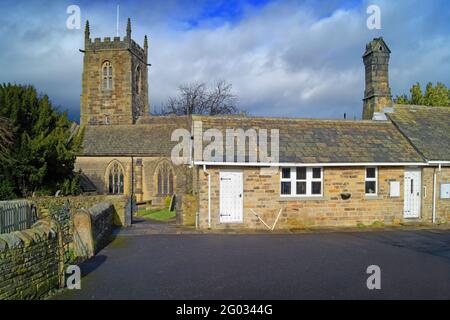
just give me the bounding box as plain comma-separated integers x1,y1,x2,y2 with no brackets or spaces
80,19,149,125
362,37,392,120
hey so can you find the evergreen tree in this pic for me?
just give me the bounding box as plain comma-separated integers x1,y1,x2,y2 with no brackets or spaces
424,82,449,106
0,84,82,199
394,94,409,105
0,116,12,162
394,82,450,107
410,83,425,105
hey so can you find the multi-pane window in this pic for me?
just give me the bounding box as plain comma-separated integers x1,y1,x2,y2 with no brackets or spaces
365,167,378,195
296,167,307,195
280,168,291,195
157,162,174,196
311,168,322,195
107,162,124,194
102,61,113,90
280,167,323,197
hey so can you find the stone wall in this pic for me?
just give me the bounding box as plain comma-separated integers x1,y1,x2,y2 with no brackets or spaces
33,194,132,227
32,195,130,276
198,166,414,229
0,219,61,299
0,195,130,300
436,168,450,222
176,194,197,226
72,202,115,259
422,167,450,223
0,195,131,300
90,203,114,248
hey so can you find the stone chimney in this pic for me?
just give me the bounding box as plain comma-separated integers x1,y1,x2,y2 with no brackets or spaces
362,37,392,120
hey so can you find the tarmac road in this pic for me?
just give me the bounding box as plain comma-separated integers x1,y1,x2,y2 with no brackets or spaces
55,224,450,300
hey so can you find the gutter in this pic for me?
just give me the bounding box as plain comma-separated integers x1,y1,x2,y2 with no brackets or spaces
428,161,450,165
193,161,427,167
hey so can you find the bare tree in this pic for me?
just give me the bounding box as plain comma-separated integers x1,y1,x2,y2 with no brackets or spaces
158,80,240,116
0,117,12,161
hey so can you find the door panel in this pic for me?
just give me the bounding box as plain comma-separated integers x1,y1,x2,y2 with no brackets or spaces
404,169,421,218
219,171,243,223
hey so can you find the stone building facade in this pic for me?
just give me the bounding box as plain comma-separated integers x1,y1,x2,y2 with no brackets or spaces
76,117,193,206
196,165,450,229
80,19,149,126
75,21,449,229
422,167,450,222
76,20,192,206
191,114,450,229
76,155,192,205
197,166,408,229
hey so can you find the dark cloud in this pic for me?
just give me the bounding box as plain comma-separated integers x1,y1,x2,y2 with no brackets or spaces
0,0,448,122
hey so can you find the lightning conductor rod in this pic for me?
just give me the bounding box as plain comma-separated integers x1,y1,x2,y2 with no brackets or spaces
116,5,120,37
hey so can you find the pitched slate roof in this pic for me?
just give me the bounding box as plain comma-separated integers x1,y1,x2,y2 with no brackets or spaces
79,114,424,163
80,116,190,156
388,105,450,161
193,115,424,163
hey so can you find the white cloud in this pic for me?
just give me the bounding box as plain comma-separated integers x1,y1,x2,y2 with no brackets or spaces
0,0,449,121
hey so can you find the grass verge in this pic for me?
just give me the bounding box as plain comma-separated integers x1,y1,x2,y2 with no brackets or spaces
137,208,176,221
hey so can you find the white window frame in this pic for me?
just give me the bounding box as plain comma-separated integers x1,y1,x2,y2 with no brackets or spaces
365,167,378,196
280,167,323,197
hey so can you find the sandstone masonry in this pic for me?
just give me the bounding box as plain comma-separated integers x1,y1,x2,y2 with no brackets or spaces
80,19,149,125
197,166,450,229
0,219,60,299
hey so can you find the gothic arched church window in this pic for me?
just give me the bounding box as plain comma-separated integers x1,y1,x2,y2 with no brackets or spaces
156,162,174,196
102,61,113,90
107,161,124,194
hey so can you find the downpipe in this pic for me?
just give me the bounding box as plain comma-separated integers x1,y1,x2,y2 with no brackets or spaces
432,164,442,224
203,165,211,228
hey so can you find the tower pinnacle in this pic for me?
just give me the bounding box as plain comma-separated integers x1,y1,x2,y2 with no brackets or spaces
126,18,132,39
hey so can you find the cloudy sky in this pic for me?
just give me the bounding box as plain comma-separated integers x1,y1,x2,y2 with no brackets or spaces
0,0,449,121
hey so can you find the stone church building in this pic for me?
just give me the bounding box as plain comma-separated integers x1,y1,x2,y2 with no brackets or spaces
76,20,450,229
76,19,193,207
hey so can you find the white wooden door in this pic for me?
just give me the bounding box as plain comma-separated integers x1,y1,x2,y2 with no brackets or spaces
404,168,421,218
219,171,243,223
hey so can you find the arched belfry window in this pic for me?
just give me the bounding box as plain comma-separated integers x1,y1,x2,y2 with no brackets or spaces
156,162,174,196
107,161,124,194
102,61,113,90
136,66,141,94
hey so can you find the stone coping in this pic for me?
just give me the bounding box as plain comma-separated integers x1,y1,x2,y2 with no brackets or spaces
0,219,57,252
88,202,113,219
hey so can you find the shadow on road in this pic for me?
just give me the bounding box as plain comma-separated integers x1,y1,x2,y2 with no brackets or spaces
80,254,108,277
